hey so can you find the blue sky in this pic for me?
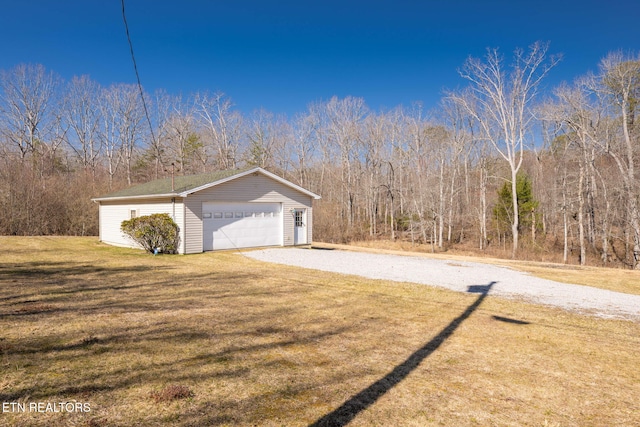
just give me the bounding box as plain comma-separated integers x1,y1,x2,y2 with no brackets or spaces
1,0,639,116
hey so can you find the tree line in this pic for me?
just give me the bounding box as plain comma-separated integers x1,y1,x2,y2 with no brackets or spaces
1,43,638,268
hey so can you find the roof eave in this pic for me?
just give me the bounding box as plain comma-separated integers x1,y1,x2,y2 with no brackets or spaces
91,193,179,202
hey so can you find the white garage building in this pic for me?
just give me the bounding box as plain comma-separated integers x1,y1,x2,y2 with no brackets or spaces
92,167,321,254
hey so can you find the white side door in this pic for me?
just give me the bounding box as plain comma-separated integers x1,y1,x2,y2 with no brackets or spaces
293,209,307,245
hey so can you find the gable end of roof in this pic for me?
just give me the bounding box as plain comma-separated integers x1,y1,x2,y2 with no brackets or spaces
92,167,320,202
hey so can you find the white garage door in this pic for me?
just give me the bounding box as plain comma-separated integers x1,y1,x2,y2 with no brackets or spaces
202,202,282,251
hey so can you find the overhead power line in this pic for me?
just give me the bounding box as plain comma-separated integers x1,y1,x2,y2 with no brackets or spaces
121,0,157,147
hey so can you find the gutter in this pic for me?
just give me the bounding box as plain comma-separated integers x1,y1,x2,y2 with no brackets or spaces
91,193,180,202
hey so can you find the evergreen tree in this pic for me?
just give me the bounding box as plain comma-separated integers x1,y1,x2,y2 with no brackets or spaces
493,173,539,237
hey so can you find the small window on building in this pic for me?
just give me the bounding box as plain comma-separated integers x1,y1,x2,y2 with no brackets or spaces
203,212,212,219
235,212,243,218
294,210,304,227
213,212,223,219
245,212,253,218
224,212,233,218
130,209,137,219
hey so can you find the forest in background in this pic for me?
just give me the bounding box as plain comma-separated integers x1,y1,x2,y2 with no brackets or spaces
1,43,639,268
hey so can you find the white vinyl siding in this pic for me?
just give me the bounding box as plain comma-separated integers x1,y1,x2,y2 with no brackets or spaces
98,198,186,253
183,173,312,254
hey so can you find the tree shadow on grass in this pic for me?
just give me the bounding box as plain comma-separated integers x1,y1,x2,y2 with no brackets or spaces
309,281,496,427
0,260,267,319
0,261,172,305
0,323,352,402
0,261,165,279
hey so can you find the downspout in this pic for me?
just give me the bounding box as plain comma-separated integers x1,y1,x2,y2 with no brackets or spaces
181,196,187,255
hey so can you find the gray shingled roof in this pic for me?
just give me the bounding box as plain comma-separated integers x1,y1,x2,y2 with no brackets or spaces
94,168,250,200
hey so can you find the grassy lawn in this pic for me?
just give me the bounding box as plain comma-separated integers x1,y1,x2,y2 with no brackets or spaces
0,237,639,426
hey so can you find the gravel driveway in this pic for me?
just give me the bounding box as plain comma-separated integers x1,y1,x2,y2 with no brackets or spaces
246,247,640,322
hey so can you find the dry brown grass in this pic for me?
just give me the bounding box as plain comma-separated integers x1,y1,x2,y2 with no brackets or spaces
0,236,638,426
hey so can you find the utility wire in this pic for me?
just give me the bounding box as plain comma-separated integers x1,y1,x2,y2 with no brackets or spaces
121,0,157,147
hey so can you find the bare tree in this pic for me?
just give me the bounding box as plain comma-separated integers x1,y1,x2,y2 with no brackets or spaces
323,96,368,230
437,98,474,246
451,42,560,257
98,88,122,189
548,82,607,265
287,109,320,187
395,104,438,246
195,92,242,170
0,64,61,163
98,84,146,187
596,52,640,268
145,90,173,178
245,108,291,170
155,94,202,176
361,112,392,237
62,75,103,174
